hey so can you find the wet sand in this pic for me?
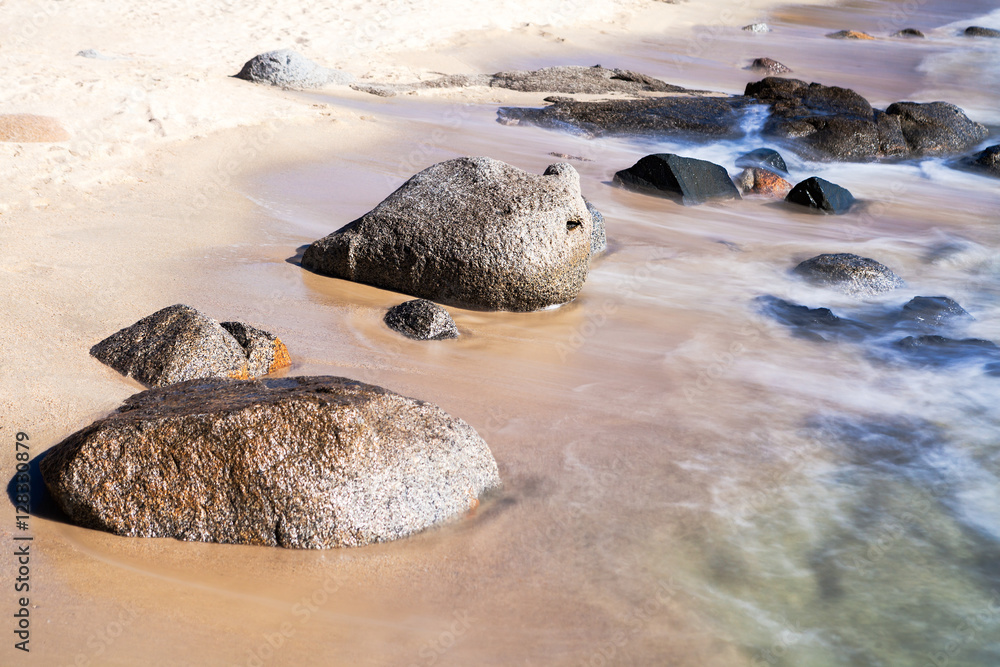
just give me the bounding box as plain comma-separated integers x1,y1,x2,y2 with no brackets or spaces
4,0,1000,665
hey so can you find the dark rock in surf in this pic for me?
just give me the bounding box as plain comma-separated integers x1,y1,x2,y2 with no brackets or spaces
384,300,459,340
896,296,973,329
884,101,989,156
91,304,291,387
747,58,792,74
586,201,607,255
894,335,1000,367
735,147,788,174
39,376,500,548
756,295,873,342
892,28,925,38
793,253,903,296
964,26,1000,38
301,157,593,312
785,177,855,214
613,154,741,205
234,49,353,88
826,30,875,40
965,144,1000,178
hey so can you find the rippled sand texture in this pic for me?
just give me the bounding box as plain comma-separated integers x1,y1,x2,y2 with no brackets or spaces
4,0,1000,665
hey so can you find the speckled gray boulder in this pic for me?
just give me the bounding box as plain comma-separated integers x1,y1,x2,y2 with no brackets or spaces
40,376,500,549
301,157,594,312
234,49,353,88
384,300,459,340
585,200,607,255
91,305,290,387
793,253,904,296
747,58,792,74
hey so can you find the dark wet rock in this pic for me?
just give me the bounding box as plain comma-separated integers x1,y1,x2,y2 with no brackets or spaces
894,335,1000,367
497,95,753,140
884,102,989,156
613,153,741,205
586,201,607,255
747,58,792,74
892,28,925,38
785,177,855,214
488,65,685,94
756,295,873,342
40,376,500,548
384,300,459,340
735,147,788,174
737,168,792,198
965,144,1000,178
964,26,1000,38
896,296,973,329
874,109,910,157
220,321,292,377
826,30,875,40
234,49,353,89
301,157,593,312
743,23,771,33
793,253,903,296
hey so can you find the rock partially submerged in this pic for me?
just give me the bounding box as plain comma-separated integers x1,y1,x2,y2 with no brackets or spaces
894,335,1000,367
756,295,872,342
384,300,459,340
738,168,792,198
743,23,771,33
964,26,1000,38
892,28,925,38
793,253,903,296
785,177,855,214
747,57,792,74
91,305,291,387
826,30,875,40
613,154,741,204
0,114,70,142
962,144,1000,178
40,376,500,548
896,296,972,328
301,157,594,312
234,49,353,88
885,102,989,155
736,148,788,174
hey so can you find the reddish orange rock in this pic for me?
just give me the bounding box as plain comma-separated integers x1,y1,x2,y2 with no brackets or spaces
270,338,291,373
0,114,70,142
826,30,875,40
737,168,793,198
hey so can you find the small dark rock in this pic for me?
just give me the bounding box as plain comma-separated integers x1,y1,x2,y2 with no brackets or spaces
586,201,607,255
894,335,1000,367
301,157,593,312
234,49,353,88
785,177,855,214
892,28,925,38
735,147,788,174
747,58,792,74
793,253,904,296
40,376,500,548
897,296,972,328
613,154,741,205
884,101,988,155
756,295,873,342
964,26,1000,38
826,30,876,40
384,300,459,340
966,144,1000,178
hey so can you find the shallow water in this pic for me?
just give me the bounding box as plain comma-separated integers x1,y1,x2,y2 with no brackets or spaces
30,1,1000,665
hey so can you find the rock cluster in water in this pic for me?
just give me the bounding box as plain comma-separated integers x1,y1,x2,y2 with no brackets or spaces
40,376,500,548
91,304,291,387
302,157,596,312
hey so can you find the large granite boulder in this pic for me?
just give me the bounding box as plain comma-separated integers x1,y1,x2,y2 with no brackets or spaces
613,154,741,204
234,49,353,88
793,253,903,296
785,177,855,214
40,376,500,548
91,305,290,387
884,102,989,155
301,157,594,312
384,299,459,340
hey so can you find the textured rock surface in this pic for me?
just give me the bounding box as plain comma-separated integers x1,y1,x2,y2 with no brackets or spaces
897,296,972,328
234,49,353,88
737,167,792,197
894,335,1000,367
747,57,792,74
0,114,70,142
301,157,593,312
885,102,989,155
40,376,500,548
91,305,289,387
826,30,875,39
892,28,925,38
384,300,459,340
488,65,685,94
613,154,741,204
497,95,753,140
736,148,788,174
967,144,1000,178
965,26,1000,38
785,177,855,214
220,321,292,377
585,201,607,255
793,253,903,296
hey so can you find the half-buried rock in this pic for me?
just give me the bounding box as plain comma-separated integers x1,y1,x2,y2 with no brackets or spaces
613,154,741,205
785,177,855,214
301,157,594,312
91,304,290,387
40,376,500,548
793,253,903,296
385,299,459,340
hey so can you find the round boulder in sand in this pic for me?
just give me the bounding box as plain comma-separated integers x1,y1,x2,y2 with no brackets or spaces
302,157,594,312
793,253,904,296
40,376,500,548
384,299,459,340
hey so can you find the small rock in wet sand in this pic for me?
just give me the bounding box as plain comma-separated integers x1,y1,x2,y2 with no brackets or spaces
785,177,855,214
747,57,792,74
384,300,459,340
793,253,904,296
743,23,771,33
964,26,1000,38
827,30,876,40
613,154,741,205
892,28,925,38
